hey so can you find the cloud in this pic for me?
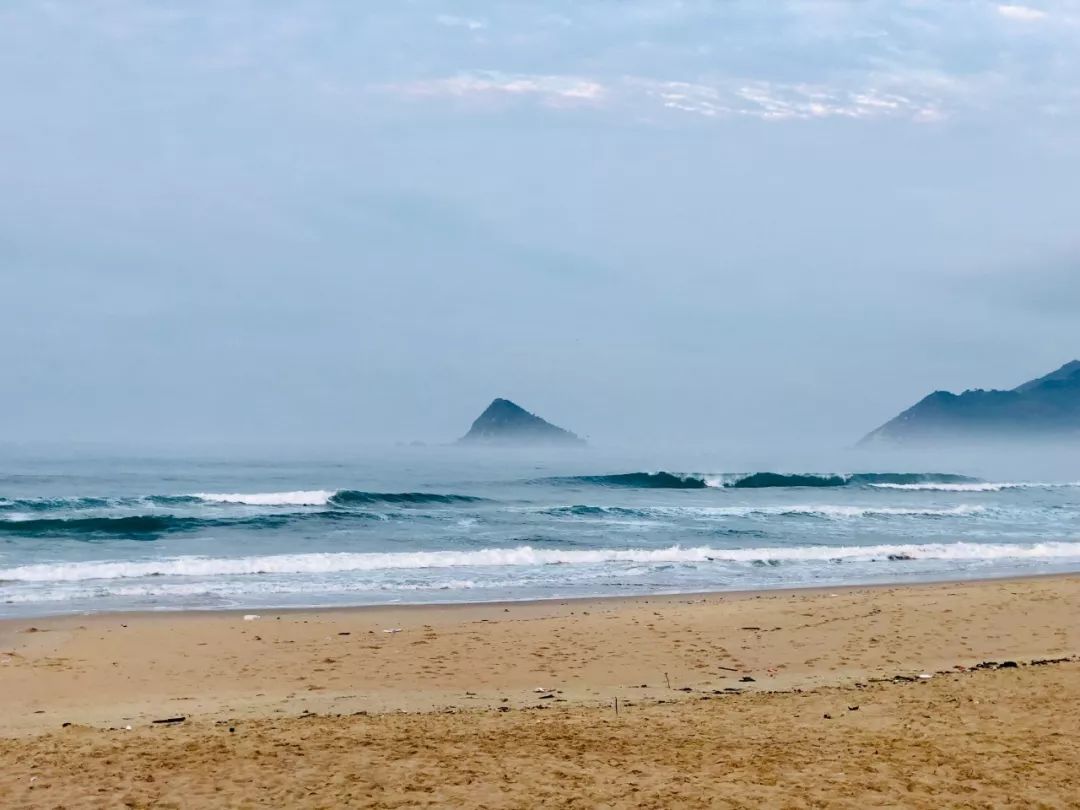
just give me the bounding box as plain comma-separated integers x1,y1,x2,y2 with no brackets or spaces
435,14,486,31
390,72,947,123
654,78,945,122
996,4,1048,21
731,81,941,122
388,71,607,104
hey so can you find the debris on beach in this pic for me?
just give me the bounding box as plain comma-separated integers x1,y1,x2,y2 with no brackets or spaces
382,628,402,634
151,716,186,725
970,660,1024,671
242,615,260,622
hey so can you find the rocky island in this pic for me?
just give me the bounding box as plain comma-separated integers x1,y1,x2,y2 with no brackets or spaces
459,398,584,446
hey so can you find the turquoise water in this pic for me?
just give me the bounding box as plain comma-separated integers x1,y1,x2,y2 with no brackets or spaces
2,450,1080,616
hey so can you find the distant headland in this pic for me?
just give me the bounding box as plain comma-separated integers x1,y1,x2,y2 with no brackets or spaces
862,360,1080,444
459,398,584,446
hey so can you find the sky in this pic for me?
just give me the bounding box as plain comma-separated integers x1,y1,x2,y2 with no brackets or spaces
2,0,1079,449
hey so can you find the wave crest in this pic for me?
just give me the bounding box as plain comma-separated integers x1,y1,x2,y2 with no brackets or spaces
542,504,985,520
4,540,1078,583
191,491,334,506
329,491,484,506
547,471,981,490
0,511,386,537
553,472,709,489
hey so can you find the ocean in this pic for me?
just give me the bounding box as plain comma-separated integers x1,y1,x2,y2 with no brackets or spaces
2,448,1080,617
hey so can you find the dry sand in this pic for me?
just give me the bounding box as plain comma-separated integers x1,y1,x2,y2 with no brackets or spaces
1,575,1078,807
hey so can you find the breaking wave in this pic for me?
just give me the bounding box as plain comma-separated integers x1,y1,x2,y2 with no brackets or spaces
551,472,709,489
329,491,485,506
4,541,1079,583
0,511,386,537
726,472,849,488
546,471,981,490
191,491,334,506
192,490,485,507
0,489,486,513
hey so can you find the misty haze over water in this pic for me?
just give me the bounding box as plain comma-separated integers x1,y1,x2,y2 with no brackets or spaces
2,2,1080,616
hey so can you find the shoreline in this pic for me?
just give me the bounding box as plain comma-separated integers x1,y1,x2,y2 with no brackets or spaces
3,567,1077,628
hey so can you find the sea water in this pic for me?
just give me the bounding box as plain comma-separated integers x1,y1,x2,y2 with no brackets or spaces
2,448,1079,616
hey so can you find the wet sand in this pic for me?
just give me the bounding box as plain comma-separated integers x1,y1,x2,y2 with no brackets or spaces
1,575,1078,807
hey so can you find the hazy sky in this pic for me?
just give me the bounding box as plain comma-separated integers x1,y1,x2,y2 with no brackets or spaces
2,0,1079,448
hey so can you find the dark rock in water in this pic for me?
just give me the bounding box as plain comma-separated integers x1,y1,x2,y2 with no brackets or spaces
861,360,1080,444
459,398,584,446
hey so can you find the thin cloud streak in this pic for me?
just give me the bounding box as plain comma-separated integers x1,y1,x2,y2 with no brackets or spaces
387,72,948,122
996,4,1049,21
387,72,607,104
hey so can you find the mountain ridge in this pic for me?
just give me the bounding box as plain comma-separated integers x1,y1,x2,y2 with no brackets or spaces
862,360,1080,444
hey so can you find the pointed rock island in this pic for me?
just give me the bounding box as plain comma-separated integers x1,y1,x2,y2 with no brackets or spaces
862,360,1080,444
459,398,585,446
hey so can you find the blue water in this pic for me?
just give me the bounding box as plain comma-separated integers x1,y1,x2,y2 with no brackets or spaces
2,450,1080,616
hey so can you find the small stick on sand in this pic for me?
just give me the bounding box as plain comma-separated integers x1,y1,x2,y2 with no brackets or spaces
665,672,671,689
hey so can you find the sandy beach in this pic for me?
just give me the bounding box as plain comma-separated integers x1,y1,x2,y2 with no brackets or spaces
1,575,1078,807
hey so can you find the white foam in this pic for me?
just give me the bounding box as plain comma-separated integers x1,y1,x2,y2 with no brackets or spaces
0,578,489,604
734,504,985,518
871,483,1008,492
4,540,1080,583
0,512,34,522
192,490,335,506
871,482,1080,492
546,504,987,519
